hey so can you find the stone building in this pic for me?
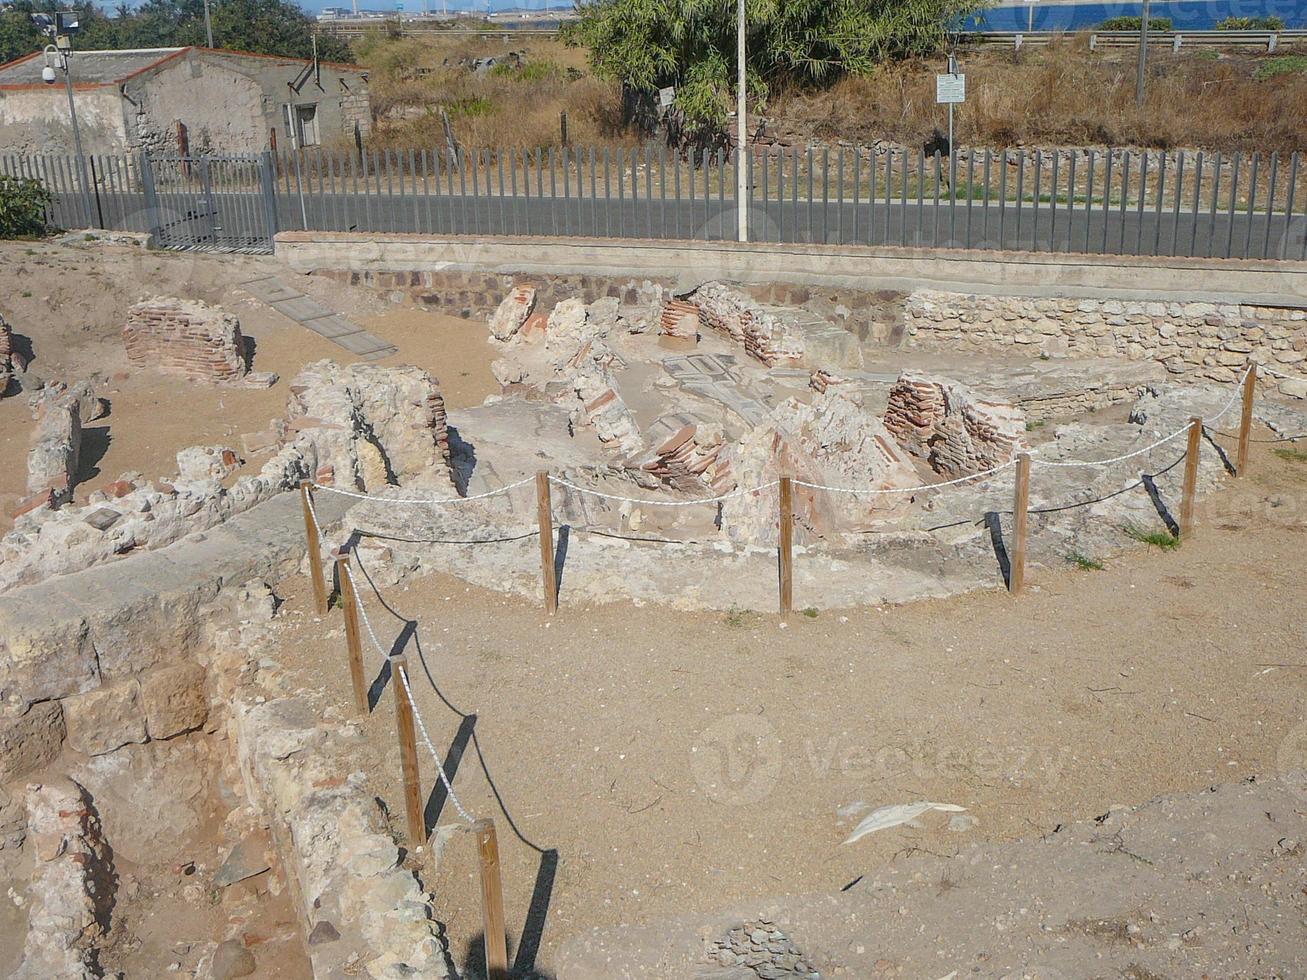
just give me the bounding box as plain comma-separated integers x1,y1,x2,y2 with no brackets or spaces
0,46,370,156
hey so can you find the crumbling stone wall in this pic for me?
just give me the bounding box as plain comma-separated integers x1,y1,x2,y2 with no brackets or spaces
884,372,1026,477
24,395,81,511
0,314,14,396
721,388,921,544
905,290,1307,394
123,298,275,388
685,282,808,366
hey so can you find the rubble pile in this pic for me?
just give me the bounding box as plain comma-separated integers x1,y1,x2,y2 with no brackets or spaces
687,282,807,366
885,372,1026,477
489,285,536,342
561,343,644,458
721,388,920,544
123,298,276,389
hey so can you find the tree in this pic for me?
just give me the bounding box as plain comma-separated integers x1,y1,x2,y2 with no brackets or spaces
565,0,987,142
0,6,45,64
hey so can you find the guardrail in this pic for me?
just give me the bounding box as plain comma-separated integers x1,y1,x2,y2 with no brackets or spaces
969,29,1307,50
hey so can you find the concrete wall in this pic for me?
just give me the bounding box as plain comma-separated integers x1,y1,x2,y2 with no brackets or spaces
0,87,127,155
275,232,1307,310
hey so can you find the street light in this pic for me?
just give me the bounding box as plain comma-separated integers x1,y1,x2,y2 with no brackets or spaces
735,0,747,242
43,12,96,227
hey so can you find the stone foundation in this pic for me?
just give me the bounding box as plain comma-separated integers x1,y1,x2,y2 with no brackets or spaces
23,394,81,511
0,314,13,396
123,298,275,388
905,290,1307,394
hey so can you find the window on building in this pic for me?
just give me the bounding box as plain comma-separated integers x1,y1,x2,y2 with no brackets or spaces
294,103,320,147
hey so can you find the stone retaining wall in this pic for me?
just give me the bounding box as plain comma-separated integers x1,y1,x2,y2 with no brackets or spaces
905,290,1307,395
313,268,905,346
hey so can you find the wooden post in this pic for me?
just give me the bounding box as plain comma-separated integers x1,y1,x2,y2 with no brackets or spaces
300,480,327,614
536,472,557,615
1179,415,1203,538
1009,452,1032,595
336,555,367,716
391,654,425,850
475,818,510,980
778,476,793,619
1236,360,1257,477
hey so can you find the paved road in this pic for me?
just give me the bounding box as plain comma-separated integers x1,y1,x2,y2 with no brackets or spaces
52,188,1307,260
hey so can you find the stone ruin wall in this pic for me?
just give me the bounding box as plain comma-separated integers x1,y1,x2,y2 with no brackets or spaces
0,314,14,396
123,298,275,389
905,290,1307,394
884,373,1026,478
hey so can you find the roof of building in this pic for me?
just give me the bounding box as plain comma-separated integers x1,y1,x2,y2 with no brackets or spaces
0,46,366,91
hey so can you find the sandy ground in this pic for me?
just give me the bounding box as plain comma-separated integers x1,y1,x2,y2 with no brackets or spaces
0,242,498,527
264,434,1307,978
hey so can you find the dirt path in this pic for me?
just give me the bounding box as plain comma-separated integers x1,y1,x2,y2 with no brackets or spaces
266,435,1307,978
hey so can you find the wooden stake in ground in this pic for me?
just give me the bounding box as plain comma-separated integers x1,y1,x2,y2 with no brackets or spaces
336,555,367,716
391,654,425,849
1009,452,1032,595
475,818,510,980
536,471,558,615
1180,415,1203,538
1236,361,1257,477
300,480,327,614
778,476,794,618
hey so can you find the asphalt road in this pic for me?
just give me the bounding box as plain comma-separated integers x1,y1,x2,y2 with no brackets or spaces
51,188,1307,260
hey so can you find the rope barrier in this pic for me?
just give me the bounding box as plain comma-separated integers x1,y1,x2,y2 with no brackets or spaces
1030,424,1191,469
548,475,779,506
793,459,1016,495
1259,363,1307,385
310,475,534,505
342,560,475,826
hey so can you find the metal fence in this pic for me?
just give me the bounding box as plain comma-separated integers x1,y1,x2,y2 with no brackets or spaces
5,144,1307,260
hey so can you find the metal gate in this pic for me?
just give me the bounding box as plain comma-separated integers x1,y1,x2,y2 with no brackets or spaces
141,154,278,253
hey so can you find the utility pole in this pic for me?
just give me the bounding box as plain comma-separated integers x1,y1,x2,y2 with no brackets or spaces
735,0,747,242
1136,0,1150,104
203,0,214,47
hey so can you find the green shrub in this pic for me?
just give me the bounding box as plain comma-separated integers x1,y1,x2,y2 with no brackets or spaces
1216,15,1284,29
1098,16,1172,30
0,175,52,239
1253,54,1307,81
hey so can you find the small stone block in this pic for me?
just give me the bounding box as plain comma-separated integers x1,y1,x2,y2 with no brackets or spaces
84,508,121,531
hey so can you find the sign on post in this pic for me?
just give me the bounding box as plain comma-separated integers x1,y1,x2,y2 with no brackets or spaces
935,73,966,104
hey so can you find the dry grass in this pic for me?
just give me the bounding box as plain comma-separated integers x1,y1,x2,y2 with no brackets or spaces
769,38,1307,153
353,34,634,151
348,33,1307,155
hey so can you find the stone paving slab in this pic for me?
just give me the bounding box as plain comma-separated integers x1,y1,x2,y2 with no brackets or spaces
241,276,398,360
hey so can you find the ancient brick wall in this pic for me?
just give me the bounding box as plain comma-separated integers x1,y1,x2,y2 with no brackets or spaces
884,373,1025,477
123,298,250,386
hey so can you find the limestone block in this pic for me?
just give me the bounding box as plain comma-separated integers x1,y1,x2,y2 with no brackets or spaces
63,680,146,756
0,609,99,705
489,285,536,341
176,445,240,483
140,661,208,739
0,701,65,782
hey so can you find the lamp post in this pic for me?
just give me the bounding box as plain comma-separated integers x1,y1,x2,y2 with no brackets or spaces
735,0,747,242
43,13,95,226
1136,0,1150,104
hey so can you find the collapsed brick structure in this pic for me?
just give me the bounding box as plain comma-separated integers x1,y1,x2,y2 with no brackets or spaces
123,298,276,388
658,300,701,342
884,372,1026,477
635,423,729,494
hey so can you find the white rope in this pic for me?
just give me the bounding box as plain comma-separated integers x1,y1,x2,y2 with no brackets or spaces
1259,363,1307,385
1204,365,1253,426
793,459,1016,495
1031,423,1192,469
341,561,474,827
548,475,779,506
311,476,534,506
